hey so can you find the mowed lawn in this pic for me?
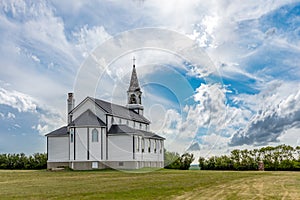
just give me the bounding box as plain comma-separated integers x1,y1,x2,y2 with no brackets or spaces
0,169,299,199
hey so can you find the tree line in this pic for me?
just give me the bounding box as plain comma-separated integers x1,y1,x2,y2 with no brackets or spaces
199,145,300,171
0,153,47,169
164,150,195,170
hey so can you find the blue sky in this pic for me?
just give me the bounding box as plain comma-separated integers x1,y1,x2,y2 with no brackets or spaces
0,0,300,156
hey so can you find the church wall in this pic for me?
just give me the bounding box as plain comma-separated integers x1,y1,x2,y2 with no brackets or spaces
48,136,69,162
108,135,133,161
75,128,88,161
89,127,102,161
141,138,164,162
72,98,106,123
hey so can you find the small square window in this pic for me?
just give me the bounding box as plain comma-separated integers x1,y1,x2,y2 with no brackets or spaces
92,162,98,169
119,162,124,166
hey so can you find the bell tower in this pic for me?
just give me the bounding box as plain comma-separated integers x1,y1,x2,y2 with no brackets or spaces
127,57,144,115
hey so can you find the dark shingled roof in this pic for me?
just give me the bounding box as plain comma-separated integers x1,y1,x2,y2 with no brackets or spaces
45,126,68,137
108,124,165,140
90,97,150,124
69,109,105,127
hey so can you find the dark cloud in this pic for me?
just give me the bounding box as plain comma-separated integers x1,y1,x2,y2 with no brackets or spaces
229,109,300,146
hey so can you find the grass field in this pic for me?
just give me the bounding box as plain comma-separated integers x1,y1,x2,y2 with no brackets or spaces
0,169,299,199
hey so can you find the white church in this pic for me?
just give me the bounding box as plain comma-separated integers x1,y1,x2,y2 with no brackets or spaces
46,61,165,170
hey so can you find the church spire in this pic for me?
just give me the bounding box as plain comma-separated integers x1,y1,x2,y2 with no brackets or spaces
127,57,144,115
128,57,140,92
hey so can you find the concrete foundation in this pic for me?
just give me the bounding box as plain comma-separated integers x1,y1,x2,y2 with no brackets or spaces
48,161,164,170
47,162,69,169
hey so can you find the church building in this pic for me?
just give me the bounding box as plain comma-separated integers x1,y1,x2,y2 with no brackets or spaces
46,60,165,170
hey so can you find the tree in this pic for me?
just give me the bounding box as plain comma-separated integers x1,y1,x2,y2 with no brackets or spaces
164,150,194,170
164,149,181,169
179,153,194,170
198,157,206,170
0,153,47,169
198,145,300,171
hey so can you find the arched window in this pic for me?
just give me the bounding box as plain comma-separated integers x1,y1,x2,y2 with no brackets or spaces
92,128,98,142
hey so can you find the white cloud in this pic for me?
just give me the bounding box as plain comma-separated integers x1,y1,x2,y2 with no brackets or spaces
230,81,300,146
32,124,49,135
7,112,16,119
193,83,228,129
73,25,111,58
0,87,37,112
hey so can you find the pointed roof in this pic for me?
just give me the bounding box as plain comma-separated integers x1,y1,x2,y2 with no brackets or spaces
69,109,105,127
91,97,150,124
128,64,141,92
45,126,68,137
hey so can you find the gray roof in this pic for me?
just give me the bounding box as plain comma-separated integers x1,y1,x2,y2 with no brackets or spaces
91,97,150,124
69,109,105,127
45,126,68,137
128,65,141,92
108,124,165,140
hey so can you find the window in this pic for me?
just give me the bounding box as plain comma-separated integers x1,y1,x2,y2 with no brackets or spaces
160,141,163,154
70,128,74,143
92,128,99,142
92,162,98,169
154,140,157,153
119,162,124,166
126,120,129,126
142,138,145,153
148,139,151,153
136,137,140,152
139,123,142,130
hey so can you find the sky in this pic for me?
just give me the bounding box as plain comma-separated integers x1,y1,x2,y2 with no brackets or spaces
0,0,300,158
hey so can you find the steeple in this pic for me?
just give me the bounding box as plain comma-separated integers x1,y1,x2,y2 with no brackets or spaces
128,57,140,93
127,57,144,115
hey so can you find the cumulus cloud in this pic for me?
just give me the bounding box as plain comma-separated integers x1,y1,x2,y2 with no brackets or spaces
0,88,37,112
230,82,300,146
0,86,65,135
191,83,230,130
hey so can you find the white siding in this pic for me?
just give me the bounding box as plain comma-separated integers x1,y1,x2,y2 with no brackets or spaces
75,128,88,161
108,135,133,161
72,98,106,123
48,137,69,162
89,127,101,161
135,138,164,162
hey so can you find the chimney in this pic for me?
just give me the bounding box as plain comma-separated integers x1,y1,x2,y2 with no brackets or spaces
67,93,75,124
